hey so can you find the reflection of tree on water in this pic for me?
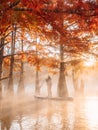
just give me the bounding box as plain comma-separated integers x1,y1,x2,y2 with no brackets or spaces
0,105,12,130
34,99,39,127
49,101,73,130
34,100,75,130
31,100,53,130
47,101,52,129
1,97,97,130
73,99,88,130
17,113,23,130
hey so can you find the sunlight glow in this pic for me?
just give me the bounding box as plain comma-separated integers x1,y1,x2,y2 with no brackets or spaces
83,56,96,67
85,99,98,127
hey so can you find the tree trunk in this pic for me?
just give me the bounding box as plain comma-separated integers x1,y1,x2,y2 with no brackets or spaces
20,39,24,74
18,39,24,93
0,37,4,98
18,73,24,94
8,25,16,93
57,44,68,97
0,38,4,78
35,68,40,95
0,82,2,98
79,78,84,96
35,37,40,96
72,68,79,96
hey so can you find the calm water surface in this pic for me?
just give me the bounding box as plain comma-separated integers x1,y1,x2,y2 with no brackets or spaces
0,96,98,130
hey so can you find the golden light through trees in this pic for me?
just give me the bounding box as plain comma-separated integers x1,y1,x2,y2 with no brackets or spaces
1,2,98,130
83,56,96,67
0,0,98,97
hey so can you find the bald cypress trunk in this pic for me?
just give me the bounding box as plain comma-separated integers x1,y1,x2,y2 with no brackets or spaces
72,68,79,96
0,38,4,78
79,78,84,96
35,37,40,96
57,44,68,97
18,73,24,94
18,40,24,93
8,25,16,93
35,68,40,95
0,37,4,98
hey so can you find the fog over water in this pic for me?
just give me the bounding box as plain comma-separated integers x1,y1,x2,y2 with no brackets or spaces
1,64,98,130
1,95,98,130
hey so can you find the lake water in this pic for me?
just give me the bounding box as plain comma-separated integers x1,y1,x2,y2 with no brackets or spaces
0,95,98,130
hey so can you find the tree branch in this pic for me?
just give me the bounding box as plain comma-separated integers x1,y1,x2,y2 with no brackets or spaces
0,76,9,81
13,7,98,17
9,0,21,9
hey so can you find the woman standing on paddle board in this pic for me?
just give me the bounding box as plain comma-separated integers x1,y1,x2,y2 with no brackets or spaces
46,76,52,98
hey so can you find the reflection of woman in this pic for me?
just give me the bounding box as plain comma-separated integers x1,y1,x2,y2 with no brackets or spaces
46,76,52,97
